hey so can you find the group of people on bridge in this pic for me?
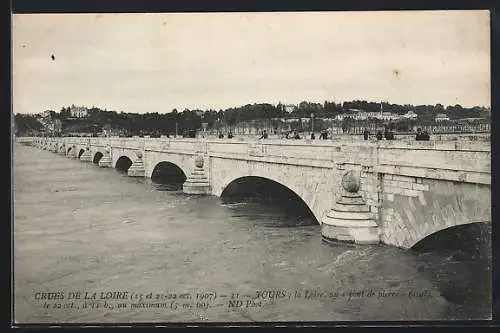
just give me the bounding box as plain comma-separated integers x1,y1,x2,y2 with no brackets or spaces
415,128,431,141
364,128,396,141
361,127,430,141
214,127,431,142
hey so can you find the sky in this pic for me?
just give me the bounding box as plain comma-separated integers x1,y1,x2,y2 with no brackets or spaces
12,10,490,114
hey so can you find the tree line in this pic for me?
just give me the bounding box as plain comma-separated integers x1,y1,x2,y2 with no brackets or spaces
14,100,490,136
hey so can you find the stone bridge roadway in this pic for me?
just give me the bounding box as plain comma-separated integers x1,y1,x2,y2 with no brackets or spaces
23,136,491,249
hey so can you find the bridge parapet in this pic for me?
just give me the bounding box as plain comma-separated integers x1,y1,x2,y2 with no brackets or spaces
53,137,490,180
163,140,198,154
377,142,490,184
31,137,491,173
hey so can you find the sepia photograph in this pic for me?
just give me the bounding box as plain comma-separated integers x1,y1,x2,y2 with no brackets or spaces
12,10,491,324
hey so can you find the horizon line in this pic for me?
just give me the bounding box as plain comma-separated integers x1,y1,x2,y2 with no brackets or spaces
12,99,491,115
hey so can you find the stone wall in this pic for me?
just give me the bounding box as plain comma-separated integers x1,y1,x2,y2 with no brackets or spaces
381,178,491,248
209,156,339,223
110,148,137,169
144,151,194,179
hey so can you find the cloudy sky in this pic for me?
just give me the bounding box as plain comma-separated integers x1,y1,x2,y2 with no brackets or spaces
12,10,490,114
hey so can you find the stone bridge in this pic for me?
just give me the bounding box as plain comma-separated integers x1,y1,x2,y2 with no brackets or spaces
22,136,491,249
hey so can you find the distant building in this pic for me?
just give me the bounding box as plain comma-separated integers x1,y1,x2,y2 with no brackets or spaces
402,110,418,119
45,119,62,133
459,117,486,122
70,105,89,118
367,112,380,119
37,111,54,128
380,112,401,121
283,104,296,113
102,124,124,137
346,109,366,120
354,112,369,121
435,113,450,122
341,109,402,121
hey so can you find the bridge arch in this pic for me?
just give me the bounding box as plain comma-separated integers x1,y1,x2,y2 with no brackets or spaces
115,156,133,172
78,148,85,158
151,161,187,184
67,147,73,155
406,218,491,249
382,181,491,249
93,151,104,164
411,221,491,251
220,175,319,224
213,160,338,224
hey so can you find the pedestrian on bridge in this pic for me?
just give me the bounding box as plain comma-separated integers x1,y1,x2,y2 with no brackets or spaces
386,130,395,140
363,129,370,140
416,128,430,141
320,129,328,140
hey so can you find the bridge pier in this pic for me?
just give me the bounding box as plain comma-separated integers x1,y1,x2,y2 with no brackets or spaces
68,145,78,159
322,170,380,245
183,154,211,195
128,151,145,177
58,143,66,156
80,147,93,162
98,146,112,168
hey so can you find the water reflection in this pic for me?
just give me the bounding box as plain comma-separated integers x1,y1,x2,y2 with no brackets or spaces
222,200,316,228
150,181,184,192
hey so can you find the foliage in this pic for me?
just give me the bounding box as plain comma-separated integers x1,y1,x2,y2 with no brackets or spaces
15,100,490,136
14,114,43,134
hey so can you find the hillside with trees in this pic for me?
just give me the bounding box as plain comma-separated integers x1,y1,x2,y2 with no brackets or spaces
14,100,490,137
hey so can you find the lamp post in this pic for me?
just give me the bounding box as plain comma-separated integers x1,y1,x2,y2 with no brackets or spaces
175,122,178,138
202,122,208,137
311,112,315,134
201,114,207,138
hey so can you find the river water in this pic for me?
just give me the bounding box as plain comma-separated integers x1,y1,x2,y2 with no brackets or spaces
13,143,491,323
